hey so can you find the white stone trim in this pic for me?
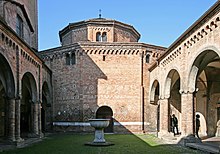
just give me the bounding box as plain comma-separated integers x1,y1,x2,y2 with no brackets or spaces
114,122,149,126
53,121,150,126
53,122,90,126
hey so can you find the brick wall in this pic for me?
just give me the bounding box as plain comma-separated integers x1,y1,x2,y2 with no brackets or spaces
41,42,166,133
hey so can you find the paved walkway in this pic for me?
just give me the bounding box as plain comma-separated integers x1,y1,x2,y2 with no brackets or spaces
186,137,220,154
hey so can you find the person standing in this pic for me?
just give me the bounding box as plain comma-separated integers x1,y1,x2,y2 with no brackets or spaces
196,114,200,139
172,114,179,136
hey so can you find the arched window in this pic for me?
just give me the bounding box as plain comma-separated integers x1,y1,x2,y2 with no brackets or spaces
102,32,107,42
96,32,101,42
146,54,150,63
71,52,76,65
66,52,76,65
66,53,70,65
16,15,23,38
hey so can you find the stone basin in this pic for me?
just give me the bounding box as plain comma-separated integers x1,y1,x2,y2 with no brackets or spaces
89,119,110,129
85,119,114,146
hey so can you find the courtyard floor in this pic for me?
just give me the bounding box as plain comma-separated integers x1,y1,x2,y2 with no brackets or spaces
0,133,205,154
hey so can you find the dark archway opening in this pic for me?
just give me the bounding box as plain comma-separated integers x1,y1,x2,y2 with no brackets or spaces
0,53,15,140
21,72,37,137
41,107,45,132
0,81,6,138
164,69,181,134
21,83,32,137
42,82,50,132
96,106,113,133
191,50,220,137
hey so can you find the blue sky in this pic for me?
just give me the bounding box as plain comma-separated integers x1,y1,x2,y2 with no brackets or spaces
38,0,217,51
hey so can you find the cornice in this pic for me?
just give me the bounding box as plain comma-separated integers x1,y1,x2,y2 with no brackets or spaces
149,1,220,72
59,18,141,43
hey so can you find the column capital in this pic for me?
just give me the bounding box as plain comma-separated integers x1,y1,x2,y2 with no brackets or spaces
160,95,169,100
15,94,22,100
37,100,42,104
179,89,194,95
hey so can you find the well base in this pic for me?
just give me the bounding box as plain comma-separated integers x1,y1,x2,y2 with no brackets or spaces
85,142,114,146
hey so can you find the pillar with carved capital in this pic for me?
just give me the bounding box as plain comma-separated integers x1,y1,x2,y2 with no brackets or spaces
158,98,169,136
181,92,194,136
33,102,39,135
8,98,16,141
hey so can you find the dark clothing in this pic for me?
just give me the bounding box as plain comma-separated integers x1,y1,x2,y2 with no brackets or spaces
171,115,179,135
173,116,178,126
196,117,200,138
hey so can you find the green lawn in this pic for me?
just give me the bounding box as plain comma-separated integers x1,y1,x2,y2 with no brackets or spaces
2,134,202,154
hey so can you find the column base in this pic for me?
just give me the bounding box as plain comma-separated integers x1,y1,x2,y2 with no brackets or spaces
7,137,16,142
16,137,24,142
39,132,44,138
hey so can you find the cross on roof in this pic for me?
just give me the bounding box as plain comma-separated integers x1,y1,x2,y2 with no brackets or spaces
99,9,102,18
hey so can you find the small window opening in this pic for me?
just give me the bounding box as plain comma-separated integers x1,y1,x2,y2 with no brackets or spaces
146,54,150,63
102,32,107,42
96,32,101,41
16,15,23,38
66,53,70,65
71,52,76,65
103,55,106,61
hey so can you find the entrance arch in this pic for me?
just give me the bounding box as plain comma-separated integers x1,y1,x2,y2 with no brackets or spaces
0,53,15,138
150,80,160,132
96,106,113,133
21,72,37,137
164,69,181,133
42,81,51,132
189,49,220,137
150,80,160,104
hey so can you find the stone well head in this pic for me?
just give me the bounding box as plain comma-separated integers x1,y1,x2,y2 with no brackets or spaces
89,119,110,129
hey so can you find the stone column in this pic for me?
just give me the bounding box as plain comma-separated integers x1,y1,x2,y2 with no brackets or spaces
15,97,22,141
38,102,43,138
181,92,194,136
33,102,39,135
8,98,16,141
158,98,169,136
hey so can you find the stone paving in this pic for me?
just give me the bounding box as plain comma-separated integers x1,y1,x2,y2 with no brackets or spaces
186,137,220,154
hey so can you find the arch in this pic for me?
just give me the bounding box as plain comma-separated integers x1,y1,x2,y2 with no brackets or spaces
146,54,150,63
0,53,15,137
66,53,70,65
188,48,219,93
163,69,181,133
96,106,113,133
187,47,220,136
102,32,107,42
0,53,15,98
96,32,101,42
150,80,159,104
21,72,38,136
71,52,76,65
42,81,51,132
164,69,180,98
21,72,37,102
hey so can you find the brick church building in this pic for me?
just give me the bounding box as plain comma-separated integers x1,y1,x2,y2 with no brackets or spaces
0,0,220,146
40,18,166,133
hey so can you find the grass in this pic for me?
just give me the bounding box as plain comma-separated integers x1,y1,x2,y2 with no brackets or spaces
1,133,202,154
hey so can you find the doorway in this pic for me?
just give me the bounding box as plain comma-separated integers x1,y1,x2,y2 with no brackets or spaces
96,106,113,133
